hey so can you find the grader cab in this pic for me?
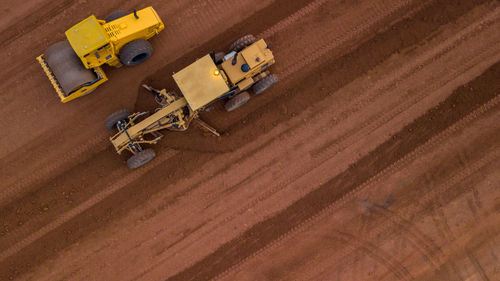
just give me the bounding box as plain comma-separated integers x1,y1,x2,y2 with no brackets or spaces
36,7,164,103
106,35,279,168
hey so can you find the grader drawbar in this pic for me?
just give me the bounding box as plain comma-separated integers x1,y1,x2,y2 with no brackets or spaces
106,35,279,169
37,7,164,103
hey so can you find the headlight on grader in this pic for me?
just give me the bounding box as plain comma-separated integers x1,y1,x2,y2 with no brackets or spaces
213,69,220,76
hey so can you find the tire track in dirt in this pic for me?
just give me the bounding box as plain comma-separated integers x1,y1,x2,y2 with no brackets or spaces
298,136,500,281
218,130,500,281
168,62,500,280
467,250,491,281
0,151,176,262
256,0,327,39
308,41,500,170
312,4,500,154
1,134,108,207
330,231,413,281
371,206,443,269
0,0,73,47
279,0,435,79
334,149,499,281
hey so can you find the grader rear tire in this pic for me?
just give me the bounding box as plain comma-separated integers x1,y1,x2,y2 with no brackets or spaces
127,149,156,169
105,109,131,130
224,91,250,112
44,40,97,96
119,39,153,66
228,34,256,53
252,74,278,95
105,10,129,22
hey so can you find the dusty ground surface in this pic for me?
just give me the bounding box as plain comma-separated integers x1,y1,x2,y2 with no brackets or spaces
1,0,499,280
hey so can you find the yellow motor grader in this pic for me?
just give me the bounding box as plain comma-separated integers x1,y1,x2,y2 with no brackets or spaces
106,35,278,168
37,7,164,103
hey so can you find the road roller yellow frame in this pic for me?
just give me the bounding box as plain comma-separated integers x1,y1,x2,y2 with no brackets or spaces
36,55,108,102
37,6,164,103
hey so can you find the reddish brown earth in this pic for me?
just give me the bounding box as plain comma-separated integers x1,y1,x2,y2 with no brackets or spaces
1,0,499,280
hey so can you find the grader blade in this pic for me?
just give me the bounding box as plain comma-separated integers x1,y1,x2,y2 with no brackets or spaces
194,119,220,137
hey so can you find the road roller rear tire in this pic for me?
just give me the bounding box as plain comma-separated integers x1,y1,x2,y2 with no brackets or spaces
119,39,153,66
105,10,129,22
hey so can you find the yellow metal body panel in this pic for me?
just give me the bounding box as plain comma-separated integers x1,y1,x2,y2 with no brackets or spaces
111,98,188,151
173,55,230,111
103,7,164,52
65,15,109,58
221,39,274,86
36,55,108,102
65,6,164,69
237,77,254,91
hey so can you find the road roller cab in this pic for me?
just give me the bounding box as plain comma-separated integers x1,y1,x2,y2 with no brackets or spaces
36,6,164,103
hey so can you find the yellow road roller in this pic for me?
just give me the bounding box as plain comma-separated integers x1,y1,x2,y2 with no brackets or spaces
37,7,164,103
106,35,278,168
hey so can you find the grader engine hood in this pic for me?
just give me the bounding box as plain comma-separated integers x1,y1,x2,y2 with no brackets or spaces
221,39,274,85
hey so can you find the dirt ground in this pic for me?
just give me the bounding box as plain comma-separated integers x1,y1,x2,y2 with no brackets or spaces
1,0,499,280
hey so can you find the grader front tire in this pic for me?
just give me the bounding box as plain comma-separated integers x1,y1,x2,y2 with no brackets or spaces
127,149,156,169
228,34,256,53
105,109,131,130
225,91,250,112
252,74,278,95
214,52,225,64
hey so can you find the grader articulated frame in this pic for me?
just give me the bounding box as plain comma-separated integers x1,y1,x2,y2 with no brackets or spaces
107,35,278,168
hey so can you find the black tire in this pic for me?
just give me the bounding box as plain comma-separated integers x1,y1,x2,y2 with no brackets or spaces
252,74,278,95
105,109,131,130
224,91,250,112
105,11,129,22
228,34,256,53
127,149,156,169
119,39,153,66
214,52,225,64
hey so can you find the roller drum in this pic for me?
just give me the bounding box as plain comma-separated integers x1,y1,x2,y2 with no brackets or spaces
44,40,96,96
